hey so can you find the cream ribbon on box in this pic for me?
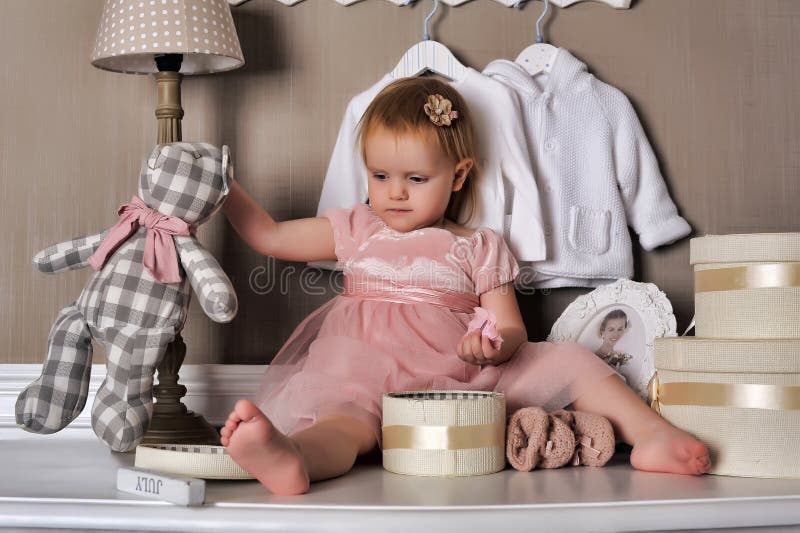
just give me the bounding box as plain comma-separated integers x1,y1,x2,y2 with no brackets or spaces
648,373,800,414
382,424,505,450
134,444,254,480
695,262,800,293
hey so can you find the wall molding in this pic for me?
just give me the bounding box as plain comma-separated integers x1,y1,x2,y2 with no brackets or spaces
1,364,265,440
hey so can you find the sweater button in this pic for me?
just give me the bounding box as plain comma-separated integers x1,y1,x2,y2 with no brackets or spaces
544,140,555,151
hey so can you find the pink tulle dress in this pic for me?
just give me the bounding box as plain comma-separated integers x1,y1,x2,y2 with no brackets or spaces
255,204,615,442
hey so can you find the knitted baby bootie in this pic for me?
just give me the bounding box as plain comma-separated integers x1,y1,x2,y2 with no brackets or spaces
505,407,575,471
506,407,616,471
506,406,549,472
551,410,616,467
538,413,575,469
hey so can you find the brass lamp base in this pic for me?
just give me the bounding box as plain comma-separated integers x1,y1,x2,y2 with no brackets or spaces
140,412,220,446
140,334,221,446
155,71,184,144
140,54,219,447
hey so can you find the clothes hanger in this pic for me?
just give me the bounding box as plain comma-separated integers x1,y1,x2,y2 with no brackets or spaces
390,0,469,81
550,0,631,7
514,0,559,76
449,0,629,6
227,0,631,8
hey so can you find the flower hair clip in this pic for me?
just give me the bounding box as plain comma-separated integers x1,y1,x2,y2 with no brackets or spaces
424,94,459,127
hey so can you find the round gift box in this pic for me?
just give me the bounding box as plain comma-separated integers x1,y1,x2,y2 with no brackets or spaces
135,444,254,480
690,233,800,339
653,337,800,478
381,391,506,477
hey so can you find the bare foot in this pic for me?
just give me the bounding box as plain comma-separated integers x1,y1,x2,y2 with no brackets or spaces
221,399,310,495
630,421,711,475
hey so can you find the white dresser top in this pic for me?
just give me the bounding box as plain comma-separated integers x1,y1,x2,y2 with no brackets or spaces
2,438,800,532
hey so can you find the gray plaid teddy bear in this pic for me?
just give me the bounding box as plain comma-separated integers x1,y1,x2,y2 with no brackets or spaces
16,142,237,452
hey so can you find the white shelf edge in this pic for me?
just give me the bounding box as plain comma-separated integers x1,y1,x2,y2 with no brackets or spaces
0,364,265,439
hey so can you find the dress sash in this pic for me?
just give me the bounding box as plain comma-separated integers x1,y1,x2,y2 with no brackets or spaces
343,277,479,314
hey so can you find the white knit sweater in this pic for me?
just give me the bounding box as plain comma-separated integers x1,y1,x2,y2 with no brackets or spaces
311,68,545,271
484,51,691,288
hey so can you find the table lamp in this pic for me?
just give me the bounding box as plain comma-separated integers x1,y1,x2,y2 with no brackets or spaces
90,0,245,446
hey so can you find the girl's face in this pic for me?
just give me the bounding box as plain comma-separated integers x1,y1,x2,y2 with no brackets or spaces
600,318,628,344
364,125,472,233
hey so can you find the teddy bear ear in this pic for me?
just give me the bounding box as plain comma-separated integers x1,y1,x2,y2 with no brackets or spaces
221,145,232,194
147,144,170,170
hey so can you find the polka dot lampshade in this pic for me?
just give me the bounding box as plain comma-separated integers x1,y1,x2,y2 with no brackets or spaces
91,0,244,74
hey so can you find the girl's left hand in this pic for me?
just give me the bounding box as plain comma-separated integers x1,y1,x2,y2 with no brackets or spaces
457,330,502,366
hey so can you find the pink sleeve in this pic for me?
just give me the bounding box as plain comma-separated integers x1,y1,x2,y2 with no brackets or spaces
471,229,521,296
322,203,382,266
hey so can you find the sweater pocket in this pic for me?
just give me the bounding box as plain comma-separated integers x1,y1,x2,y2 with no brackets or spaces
568,205,611,255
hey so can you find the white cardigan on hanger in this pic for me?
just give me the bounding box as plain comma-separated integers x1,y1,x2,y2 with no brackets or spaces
484,51,691,288
311,68,546,271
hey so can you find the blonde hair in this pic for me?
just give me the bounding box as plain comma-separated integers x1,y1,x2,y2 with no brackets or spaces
356,77,480,225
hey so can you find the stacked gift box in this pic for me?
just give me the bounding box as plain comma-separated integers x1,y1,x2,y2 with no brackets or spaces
653,233,800,478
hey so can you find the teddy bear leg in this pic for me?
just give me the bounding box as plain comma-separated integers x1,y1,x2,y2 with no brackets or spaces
16,304,93,433
91,325,176,452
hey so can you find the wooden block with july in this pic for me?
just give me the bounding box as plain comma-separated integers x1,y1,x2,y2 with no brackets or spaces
116,467,205,506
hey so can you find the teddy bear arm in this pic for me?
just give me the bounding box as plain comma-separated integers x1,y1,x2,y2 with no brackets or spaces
32,230,109,274
175,235,238,323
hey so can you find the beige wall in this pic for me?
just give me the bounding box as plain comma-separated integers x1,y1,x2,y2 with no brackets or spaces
1,0,798,365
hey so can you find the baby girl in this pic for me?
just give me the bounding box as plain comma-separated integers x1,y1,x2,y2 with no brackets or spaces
219,77,710,495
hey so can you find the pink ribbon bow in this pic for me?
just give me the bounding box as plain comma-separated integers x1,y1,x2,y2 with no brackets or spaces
572,435,602,466
88,196,192,284
466,306,503,351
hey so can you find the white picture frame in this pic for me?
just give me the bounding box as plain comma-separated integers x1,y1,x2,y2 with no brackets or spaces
547,279,677,401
